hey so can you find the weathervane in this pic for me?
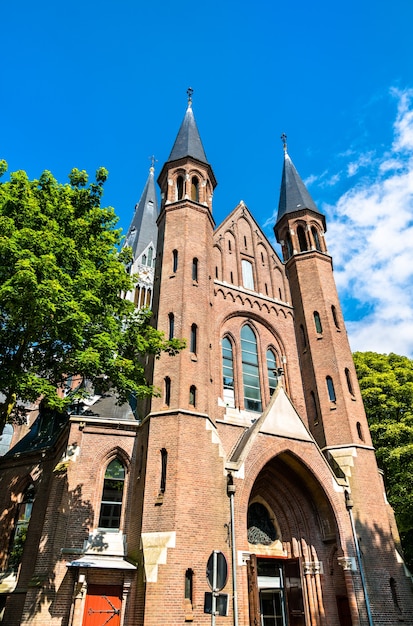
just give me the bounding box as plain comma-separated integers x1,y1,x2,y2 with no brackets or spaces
187,87,194,106
148,155,158,172
281,133,288,152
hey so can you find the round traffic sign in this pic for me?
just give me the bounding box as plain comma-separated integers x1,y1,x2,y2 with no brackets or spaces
206,551,228,591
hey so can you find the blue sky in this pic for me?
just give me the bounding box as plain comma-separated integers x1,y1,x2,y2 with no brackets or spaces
2,0,413,356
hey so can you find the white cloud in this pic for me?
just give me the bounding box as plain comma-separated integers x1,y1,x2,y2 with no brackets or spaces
326,88,413,357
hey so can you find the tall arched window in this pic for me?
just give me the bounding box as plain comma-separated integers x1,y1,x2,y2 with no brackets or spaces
98,460,125,529
192,258,198,281
165,377,171,406
332,305,340,329
191,176,199,202
160,448,168,494
177,176,184,200
311,226,322,251
241,325,262,412
241,259,254,290
314,311,323,334
285,232,293,259
222,337,235,408
8,484,34,571
172,249,178,273
190,324,197,354
189,385,196,406
326,376,336,403
345,368,354,395
168,313,174,340
266,349,278,396
148,246,153,267
297,226,308,251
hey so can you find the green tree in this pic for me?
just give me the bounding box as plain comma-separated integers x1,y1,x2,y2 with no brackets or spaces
353,351,413,569
0,161,182,432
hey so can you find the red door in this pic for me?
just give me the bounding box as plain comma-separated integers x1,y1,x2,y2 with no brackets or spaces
83,585,122,626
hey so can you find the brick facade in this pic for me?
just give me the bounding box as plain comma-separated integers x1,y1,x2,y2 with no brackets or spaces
0,102,412,625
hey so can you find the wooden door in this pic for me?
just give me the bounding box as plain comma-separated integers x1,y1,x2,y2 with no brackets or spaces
83,584,122,626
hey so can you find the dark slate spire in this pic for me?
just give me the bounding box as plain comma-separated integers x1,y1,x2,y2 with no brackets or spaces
167,88,209,165
124,163,159,261
276,140,323,223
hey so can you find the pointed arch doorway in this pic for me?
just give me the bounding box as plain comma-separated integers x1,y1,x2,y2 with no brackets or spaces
245,452,352,626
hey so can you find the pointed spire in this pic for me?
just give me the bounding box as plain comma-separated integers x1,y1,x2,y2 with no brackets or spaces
276,137,324,224
167,88,209,165
124,162,159,261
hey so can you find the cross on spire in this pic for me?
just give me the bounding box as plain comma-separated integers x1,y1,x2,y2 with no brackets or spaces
187,87,194,106
281,133,288,152
148,155,158,172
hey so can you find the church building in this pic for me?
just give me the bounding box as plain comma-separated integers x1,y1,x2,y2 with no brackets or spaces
0,93,412,626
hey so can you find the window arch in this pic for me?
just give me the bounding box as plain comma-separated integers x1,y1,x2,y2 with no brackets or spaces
168,313,174,340
172,249,178,273
98,459,125,529
190,324,197,354
314,311,323,334
311,226,322,251
147,246,153,267
177,176,184,200
297,225,308,251
326,376,336,402
241,259,254,290
222,337,235,408
266,349,278,396
332,305,340,329
285,232,293,259
191,176,199,202
241,325,262,412
8,483,34,571
165,377,171,406
356,421,364,441
345,368,354,395
189,385,196,406
160,448,168,494
192,258,198,281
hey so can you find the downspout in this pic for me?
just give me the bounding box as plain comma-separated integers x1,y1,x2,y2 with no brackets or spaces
227,473,239,626
345,491,374,626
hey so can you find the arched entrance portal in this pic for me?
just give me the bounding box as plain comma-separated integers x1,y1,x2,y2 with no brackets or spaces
246,452,353,626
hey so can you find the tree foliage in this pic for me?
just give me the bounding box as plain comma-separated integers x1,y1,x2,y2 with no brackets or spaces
0,161,183,432
353,351,413,568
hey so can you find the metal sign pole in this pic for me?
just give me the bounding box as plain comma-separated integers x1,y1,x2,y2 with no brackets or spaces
211,550,217,626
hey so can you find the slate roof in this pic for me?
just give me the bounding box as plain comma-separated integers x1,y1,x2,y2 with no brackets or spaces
277,151,323,222
124,166,159,261
167,103,209,165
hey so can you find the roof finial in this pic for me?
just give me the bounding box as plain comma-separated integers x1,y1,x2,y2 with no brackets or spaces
281,133,288,153
187,86,194,108
148,155,158,173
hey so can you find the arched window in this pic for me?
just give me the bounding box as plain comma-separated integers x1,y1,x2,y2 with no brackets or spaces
8,484,34,571
228,240,232,251
267,349,278,396
160,448,168,494
142,254,147,266
172,249,178,273
285,232,293,259
191,176,199,202
244,235,248,249
185,568,194,608
189,385,196,406
356,421,364,441
326,376,336,402
297,225,308,251
265,283,268,295
314,311,323,334
192,258,198,281
177,176,184,200
168,313,174,340
230,271,234,284
345,368,354,395
241,325,262,412
261,251,265,265
190,324,197,354
165,377,171,406
222,337,235,408
215,266,219,279
241,259,254,290
98,459,125,529
312,226,322,251
148,246,153,267
332,305,340,329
